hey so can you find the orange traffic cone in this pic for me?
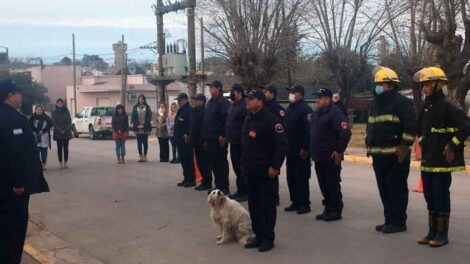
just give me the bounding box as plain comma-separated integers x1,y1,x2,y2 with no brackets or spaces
412,177,423,193
193,154,202,183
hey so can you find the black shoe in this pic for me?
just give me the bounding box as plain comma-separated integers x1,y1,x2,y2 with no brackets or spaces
315,208,327,220
297,206,311,215
382,224,407,234
170,159,180,164
284,203,299,212
184,182,196,188
207,188,215,194
236,194,248,202
195,184,212,191
324,211,342,222
258,242,274,252
375,223,389,232
221,189,230,196
177,181,186,187
229,192,241,200
244,237,262,249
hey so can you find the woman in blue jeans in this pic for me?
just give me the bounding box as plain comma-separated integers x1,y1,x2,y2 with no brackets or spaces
112,104,129,164
167,102,179,163
131,95,152,162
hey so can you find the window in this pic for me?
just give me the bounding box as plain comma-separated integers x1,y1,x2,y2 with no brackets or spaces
84,108,91,118
91,107,115,117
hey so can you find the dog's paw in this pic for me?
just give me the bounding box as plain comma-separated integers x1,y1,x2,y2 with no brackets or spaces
216,235,222,240
216,238,229,245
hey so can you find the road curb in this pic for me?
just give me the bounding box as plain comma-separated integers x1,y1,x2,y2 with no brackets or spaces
24,243,54,264
25,220,104,264
344,154,470,173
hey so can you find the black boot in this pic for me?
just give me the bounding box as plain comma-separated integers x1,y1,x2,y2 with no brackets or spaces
429,213,449,247
375,222,389,232
417,211,437,245
244,236,262,249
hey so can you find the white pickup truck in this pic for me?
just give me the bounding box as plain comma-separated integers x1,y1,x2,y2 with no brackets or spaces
72,107,115,140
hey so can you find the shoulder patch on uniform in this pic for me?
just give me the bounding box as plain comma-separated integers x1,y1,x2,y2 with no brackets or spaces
341,122,349,129
13,128,23,135
307,113,312,121
275,123,284,133
279,110,285,117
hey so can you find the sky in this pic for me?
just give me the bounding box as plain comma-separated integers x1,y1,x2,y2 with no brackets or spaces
0,0,191,64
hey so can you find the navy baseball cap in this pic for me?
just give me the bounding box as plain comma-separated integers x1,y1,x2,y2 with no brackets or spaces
206,80,223,89
263,84,278,95
230,84,246,96
191,93,206,102
247,89,265,101
0,79,22,99
312,88,333,98
175,93,189,101
286,84,305,95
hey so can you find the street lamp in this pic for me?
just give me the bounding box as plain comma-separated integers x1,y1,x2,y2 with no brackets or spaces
0,45,9,72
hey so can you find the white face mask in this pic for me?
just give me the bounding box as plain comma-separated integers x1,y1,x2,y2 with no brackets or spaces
158,109,165,115
289,93,296,103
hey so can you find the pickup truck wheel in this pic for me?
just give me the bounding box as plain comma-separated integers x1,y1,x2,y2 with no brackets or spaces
89,126,97,140
72,125,79,138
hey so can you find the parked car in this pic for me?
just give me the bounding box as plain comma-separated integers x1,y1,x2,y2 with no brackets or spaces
72,107,114,140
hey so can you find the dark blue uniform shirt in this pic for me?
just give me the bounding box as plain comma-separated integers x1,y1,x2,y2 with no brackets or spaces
225,99,247,145
310,103,351,161
174,103,192,142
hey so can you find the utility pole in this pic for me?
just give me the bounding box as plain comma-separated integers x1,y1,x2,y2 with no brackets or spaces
156,0,166,104
120,35,127,107
187,1,197,99
72,34,77,116
200,17,205,94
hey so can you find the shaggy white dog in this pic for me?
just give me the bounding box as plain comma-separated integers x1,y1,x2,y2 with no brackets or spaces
208,189,252,245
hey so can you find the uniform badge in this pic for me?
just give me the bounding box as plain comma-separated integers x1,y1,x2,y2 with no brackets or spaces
279,110,285,117
275,123,284,133
178,117,184,121
249,130,257,138
13,128,23,135
307,113,312,121
341,122,349,129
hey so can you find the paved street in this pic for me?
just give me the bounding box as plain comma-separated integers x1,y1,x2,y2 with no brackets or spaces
28,137,470,264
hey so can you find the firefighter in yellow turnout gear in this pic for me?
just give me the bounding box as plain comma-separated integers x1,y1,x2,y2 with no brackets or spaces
366,67,417,234
415,67,470,247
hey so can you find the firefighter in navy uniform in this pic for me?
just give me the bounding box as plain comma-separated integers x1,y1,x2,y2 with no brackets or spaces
191,94,212,191
203,80,231,194
310,88,351,221
415,67,470,247
0,79,49,264
242,90,287,252
226,84,248,202
366,67,416,234
263,84,285,206
284,84,313,214
174,93,196,188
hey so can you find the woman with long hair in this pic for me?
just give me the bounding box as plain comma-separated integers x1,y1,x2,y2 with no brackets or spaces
167,102,180,163
112,104,129,164
131,95,152,162
52,98,73,169
29,105,53,170
156,102,170,162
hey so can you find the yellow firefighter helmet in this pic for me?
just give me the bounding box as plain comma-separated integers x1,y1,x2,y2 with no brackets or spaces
413,67,448,83
373,66,400,84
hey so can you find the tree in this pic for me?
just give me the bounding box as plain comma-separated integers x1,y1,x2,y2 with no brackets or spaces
419,0,470,106
81,54,109,72
56,56,72,66
200,0,306,90
0,71,49,115
304,0,395,101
